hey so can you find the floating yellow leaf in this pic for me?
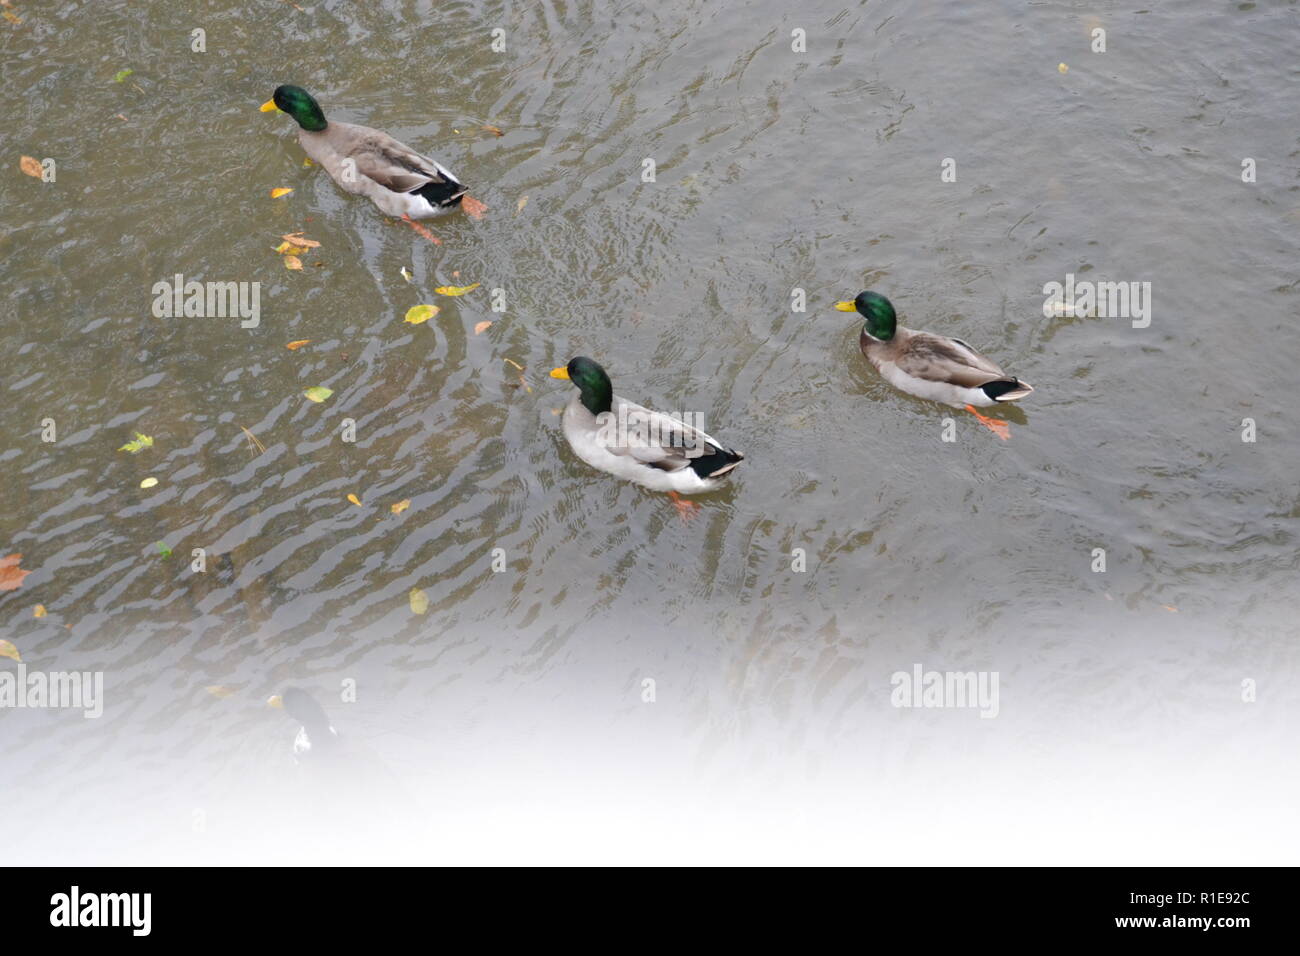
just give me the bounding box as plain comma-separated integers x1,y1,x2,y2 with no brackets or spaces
270,187,294,198
285,339,311,350
283,255,303,271
206,685,237,699
409,587,429,615
399,266,413,282
347,493,361,506
33,605,47,619
140,477,158,489
516,195,529,214
474,321,493,335
482,125,504,137
404,304,439,324
20,155,42,178
0,639,19,663
303,386,333,403
434,283,480,296
391,499,411,514
461,195,488,220
1058,62,1069,74
118,432,154,453
302,158,314,167
4,10,22,25
275,241,307,255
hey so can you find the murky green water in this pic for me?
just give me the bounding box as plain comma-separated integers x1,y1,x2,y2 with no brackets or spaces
2,1,1298,863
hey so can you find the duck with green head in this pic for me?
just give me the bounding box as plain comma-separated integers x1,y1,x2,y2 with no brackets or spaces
261,84,467,219
550,357,745,518
835,291,1033,438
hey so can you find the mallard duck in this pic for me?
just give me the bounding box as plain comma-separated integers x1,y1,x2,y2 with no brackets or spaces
269,687,339,761
267,688,422,829
836,291,1032,438
260,85,467,219
549,357,744,517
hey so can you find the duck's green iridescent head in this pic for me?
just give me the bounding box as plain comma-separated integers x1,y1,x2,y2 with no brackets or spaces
836,291,897,341
550,356,613,415
261,85,327,132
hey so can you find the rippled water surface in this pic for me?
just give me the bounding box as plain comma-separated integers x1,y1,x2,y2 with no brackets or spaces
2,0,1298,863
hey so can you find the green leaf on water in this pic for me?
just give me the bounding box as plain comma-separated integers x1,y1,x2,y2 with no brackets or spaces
118,432,154,453
403,304,439,325
304,386,333,403
114,69,134,84
156,541,172,559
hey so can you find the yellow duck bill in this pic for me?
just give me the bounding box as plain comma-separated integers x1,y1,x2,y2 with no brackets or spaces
549,367,571,380
834,301,858,312
259,99,280,112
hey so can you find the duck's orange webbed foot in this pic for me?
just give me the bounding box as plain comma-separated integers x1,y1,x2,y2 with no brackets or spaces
964,404,1011,441
668,491,701,523
401,214,441,244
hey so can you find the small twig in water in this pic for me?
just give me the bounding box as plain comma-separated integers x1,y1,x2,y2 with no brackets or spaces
240,426,266,456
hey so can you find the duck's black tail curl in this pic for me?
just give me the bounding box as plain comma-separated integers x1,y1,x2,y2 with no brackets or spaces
414,178,467,208
981,378,1034,402
688,448,745,479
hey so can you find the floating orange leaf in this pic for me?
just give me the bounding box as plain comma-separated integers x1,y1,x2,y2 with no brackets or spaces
391,499,411,515
482,125,504,137
461,195,488,220
20,155,42,178
0,639,19,663
281,232,321,249
270,187,294,199
347,494,361,507
285,339,311,350
434,282,480,296
33,604,47,618
0,553,31,592
474,321,493,335
283,255,303,271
